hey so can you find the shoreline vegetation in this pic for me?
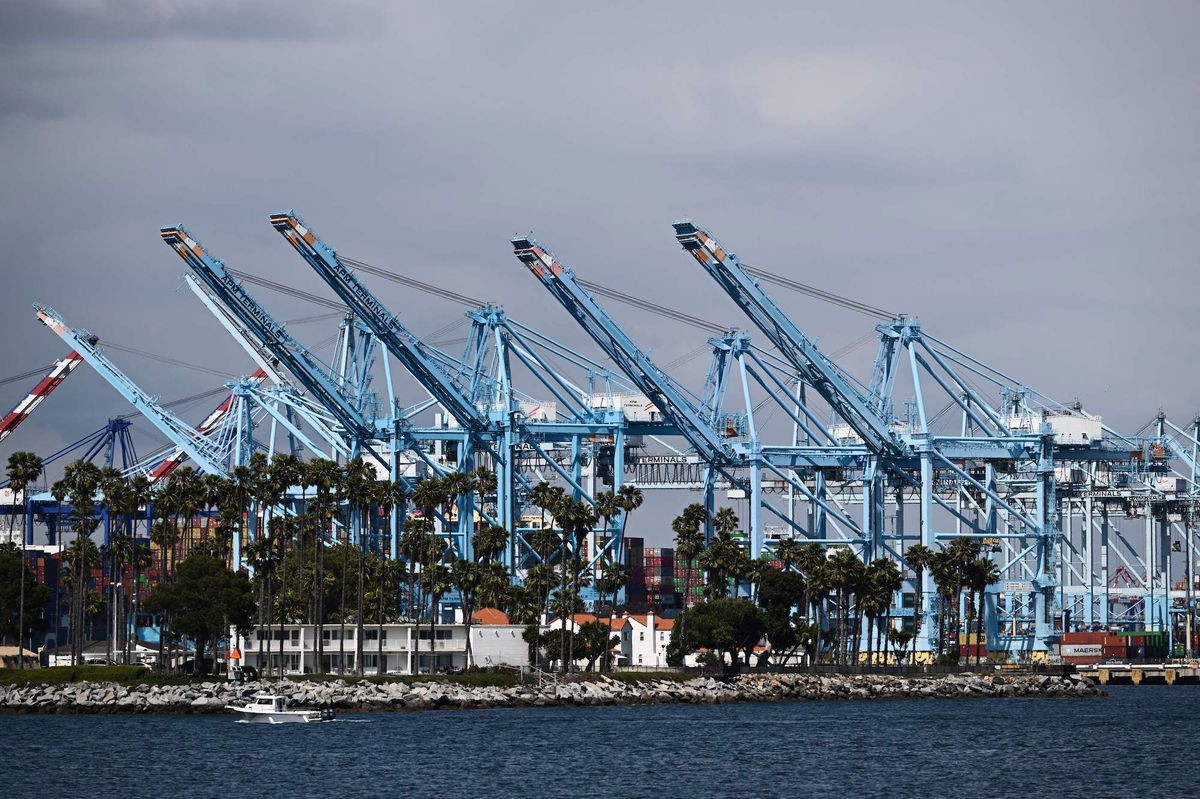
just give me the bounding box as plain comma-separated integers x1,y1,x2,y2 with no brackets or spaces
0,669,1102,714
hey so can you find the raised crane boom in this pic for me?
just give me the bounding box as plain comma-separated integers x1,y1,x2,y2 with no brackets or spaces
511,235,733,464
149,368,269,480
33,304,227,475
269,212,488,431
0,351,85,443
672,221,904,458
160,225,379,441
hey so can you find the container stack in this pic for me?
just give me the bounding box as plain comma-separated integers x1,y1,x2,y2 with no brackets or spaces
672,557,705,605
622,538,681,611
960,631,988,660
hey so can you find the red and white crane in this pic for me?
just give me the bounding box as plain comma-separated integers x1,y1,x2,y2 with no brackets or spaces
148,367,269,480
0,351,87,444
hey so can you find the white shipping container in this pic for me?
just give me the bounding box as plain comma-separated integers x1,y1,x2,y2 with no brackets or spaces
589,394,662,422
1154,476,1187,493
1061,644,1102,657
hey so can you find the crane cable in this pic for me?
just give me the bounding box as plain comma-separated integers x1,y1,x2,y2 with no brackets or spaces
743,264,896,320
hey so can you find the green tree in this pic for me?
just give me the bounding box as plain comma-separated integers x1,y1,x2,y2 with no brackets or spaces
575,619,619,672
670,598,766,667
144,552,256,674
0,544,50,654
756,566,805,665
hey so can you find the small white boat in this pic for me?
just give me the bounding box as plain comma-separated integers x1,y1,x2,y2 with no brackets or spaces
226,692,335,724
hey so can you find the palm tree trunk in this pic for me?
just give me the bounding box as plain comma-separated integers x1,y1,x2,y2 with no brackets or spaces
339,538,348,676
428,593,436,675
377,562,385,675
316,534,325,673
355,536,365,677
278,539,288,677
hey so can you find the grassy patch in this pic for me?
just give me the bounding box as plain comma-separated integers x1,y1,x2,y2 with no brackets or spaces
0,667,236,687
0,666,149,686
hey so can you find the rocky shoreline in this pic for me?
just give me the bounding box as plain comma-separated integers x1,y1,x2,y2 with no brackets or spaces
0,672,1101,714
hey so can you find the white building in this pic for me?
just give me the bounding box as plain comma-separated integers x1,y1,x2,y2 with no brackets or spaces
615,612,674,668
237,611,528,676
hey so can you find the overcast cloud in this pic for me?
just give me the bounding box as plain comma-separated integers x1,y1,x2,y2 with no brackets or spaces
1,1,1197,538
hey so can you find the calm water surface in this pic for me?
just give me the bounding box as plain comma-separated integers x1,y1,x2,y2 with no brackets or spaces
1,685,1194,799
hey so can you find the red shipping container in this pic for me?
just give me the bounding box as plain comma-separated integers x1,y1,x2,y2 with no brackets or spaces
1061,632,1106,644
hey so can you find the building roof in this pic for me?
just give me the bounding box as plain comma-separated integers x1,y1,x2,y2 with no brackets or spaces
655,618,675,631
470,608,511,626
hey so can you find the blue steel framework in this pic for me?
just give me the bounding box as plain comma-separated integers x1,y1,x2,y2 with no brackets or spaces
4,216,1195,659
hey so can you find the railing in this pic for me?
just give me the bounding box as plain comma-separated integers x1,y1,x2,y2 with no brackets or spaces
725,662,1075,677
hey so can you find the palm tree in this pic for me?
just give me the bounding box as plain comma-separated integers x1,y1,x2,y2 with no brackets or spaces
54,460,103,664
804,558,833,666
826,548,866,666
593,490,621,554
418,561,451,674
964,556,1000,666
528,481,556,547
699,508,743,600
304,457,342,670
672,503,707,610
450,558,482,668
556,498,596,672
62,534,101,664
147,518,178,668
6,451,42,666
904,543,934,660
774,538,803,573
244,535,277,676
617,484,644,538
859,559,898,665
472,524,507,565
343,457,377,676
595,561,629,670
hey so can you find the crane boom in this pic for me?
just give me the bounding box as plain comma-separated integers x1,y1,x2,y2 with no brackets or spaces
33,304,227,475
511,235,732,463
160,225,380,441
149,368,268,480
268,212,487,430
672,220,904,457
0,351,85,443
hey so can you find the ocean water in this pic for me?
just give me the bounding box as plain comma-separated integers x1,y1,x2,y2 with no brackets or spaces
1,686,1194,799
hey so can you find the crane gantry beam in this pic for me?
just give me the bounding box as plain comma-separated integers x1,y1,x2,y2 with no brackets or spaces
269,212,489,432
511,235,734,465
160,225,383,444
673,220,905,459
33,304,228,475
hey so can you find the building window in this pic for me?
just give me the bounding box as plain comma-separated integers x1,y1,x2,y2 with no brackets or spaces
639,632,644,641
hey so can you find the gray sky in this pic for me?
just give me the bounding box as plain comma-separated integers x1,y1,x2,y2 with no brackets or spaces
2,1,1197,541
